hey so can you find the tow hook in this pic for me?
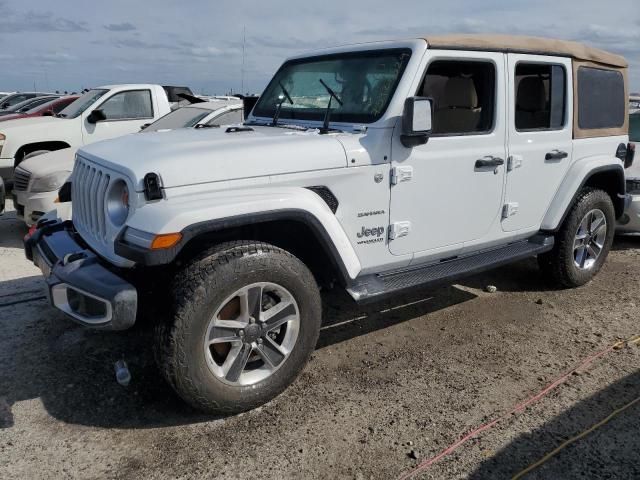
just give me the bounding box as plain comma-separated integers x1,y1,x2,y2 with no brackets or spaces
62,252,87,266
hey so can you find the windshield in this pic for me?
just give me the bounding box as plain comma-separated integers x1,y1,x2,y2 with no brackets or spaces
144,106,211,132
630,113,640,142
58,89,108,118
252,49,412,125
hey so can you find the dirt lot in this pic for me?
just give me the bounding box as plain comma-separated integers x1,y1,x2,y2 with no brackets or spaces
1,198,639,480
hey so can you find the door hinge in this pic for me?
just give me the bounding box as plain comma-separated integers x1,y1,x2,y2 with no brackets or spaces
502,202,519,219
507,155,523,172
390,166,413,185
388,221,411,240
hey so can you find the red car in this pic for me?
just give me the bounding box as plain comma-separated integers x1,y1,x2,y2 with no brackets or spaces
0,96,79,122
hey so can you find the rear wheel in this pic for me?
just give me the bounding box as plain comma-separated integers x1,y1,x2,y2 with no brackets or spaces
538,187,615,288
154,241,321,414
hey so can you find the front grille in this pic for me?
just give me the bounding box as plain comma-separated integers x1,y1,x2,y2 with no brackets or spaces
13,167,31,191
72,157,111,243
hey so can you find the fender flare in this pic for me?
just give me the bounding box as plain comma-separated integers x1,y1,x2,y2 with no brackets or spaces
116,188,362,282
541,159,625,231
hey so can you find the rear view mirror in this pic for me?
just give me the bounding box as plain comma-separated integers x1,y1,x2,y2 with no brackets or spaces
401,97,432,148
87,109,106,124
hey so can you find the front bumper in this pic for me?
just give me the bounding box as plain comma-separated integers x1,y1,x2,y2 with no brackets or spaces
13,188,71,226
24,220,138,330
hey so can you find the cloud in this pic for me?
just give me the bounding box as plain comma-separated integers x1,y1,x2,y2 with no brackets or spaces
0,10,88,33
104,22,137,32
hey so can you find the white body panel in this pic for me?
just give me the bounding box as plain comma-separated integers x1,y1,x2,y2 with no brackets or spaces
63,39,626,284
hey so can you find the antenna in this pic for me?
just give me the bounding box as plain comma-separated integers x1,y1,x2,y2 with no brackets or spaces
241,25,246,94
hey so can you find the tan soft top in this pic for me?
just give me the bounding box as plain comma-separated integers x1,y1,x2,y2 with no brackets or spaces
423,34,627,68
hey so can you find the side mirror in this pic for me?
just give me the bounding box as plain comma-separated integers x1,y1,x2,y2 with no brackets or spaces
42,110,54,117
140,123,151,131
401,97,432,148
87,109,106,124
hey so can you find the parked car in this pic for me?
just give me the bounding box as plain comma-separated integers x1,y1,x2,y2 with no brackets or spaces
0,84,172,182
0,96,60,117
0,96,78,123
617,109,640,232
13,100,243,226
0,92,54,110
0,174,4,214
143,99,243,132
25,35,631,414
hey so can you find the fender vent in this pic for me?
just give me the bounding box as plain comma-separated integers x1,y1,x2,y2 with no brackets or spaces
306,186,339,213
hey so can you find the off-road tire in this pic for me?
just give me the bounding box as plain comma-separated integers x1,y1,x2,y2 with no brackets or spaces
154,241,322,414
538,187,615,288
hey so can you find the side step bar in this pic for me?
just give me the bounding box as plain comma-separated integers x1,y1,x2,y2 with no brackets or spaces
346,234,554,303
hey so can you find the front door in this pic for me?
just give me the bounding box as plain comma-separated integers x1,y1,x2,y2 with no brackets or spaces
81,89,155,144
389,51,507,258
502,54,573,232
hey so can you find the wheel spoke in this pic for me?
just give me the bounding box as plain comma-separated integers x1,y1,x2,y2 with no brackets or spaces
590,214,605,235
223,343,252,382
575,246,587,268
263,302,297,332
208,319,245,344
256,337,287,367
588,242,601,257
241,286,263,321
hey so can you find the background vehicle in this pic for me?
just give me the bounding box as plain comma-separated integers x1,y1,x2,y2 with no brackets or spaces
0,96,78,123
0,92,54,110
13,100,243,225
142,98,243,132
0,84,173,182
25,35,630,415
617,107,640,232
0,175,4,214
0,96,60,117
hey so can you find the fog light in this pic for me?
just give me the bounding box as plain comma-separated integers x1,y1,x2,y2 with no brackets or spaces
67,288,108,317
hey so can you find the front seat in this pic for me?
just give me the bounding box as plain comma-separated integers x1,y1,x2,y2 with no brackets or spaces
516,77,549,130
433,77,481,134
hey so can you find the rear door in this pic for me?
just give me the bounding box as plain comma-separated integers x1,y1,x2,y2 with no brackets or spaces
503,54,573,232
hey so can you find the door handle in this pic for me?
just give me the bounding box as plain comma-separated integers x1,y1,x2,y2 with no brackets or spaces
545,150,568,161
475,156,505,168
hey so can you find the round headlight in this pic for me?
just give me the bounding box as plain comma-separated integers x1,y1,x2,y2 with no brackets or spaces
106,180,130,226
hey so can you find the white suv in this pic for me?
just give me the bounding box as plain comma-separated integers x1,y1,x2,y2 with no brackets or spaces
26,35,633,414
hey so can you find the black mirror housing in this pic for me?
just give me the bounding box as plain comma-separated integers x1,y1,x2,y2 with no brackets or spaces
87,109,106,124
401,97,433,148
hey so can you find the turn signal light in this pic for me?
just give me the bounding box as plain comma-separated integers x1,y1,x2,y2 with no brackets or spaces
150,232,182,250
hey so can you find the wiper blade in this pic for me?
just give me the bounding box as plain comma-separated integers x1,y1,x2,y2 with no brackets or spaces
272,81,294,126
318,78,343,134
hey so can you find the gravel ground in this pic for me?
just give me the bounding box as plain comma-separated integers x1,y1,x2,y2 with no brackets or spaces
1,198,639,480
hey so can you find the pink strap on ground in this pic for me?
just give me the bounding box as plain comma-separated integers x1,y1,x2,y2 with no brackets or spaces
397,339,625,480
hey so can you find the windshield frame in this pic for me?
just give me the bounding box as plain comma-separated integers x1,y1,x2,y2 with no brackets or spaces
251,48,412,126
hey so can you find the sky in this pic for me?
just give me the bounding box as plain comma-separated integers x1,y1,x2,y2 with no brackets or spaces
1,0,639,94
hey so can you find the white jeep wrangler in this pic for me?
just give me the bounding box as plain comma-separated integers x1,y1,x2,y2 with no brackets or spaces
25,35,633,414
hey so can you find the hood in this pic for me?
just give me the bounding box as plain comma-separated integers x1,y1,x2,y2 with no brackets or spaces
79,126,349,189
0,116,79,158
19,147,77,177
0,115,61,131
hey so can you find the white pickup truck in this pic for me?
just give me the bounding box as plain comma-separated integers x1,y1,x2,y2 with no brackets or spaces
0,84,172,182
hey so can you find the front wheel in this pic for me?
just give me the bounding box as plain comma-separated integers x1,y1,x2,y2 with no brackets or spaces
538,187,615,288
154,241,322,414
